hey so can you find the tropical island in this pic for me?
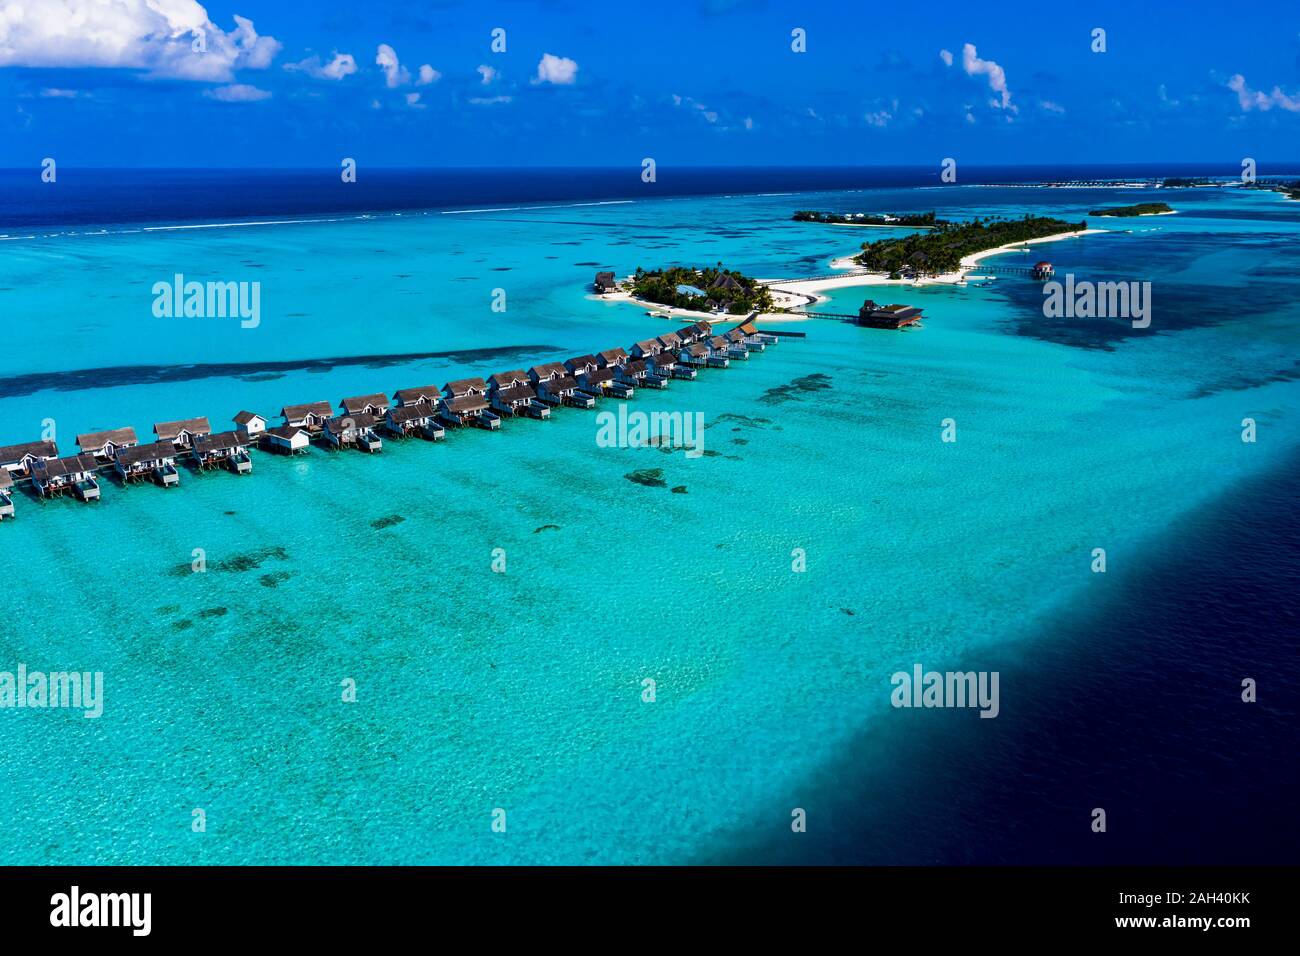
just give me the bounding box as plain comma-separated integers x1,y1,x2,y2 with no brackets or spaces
1242,178,1300,200
793,210,942,228
628,265,775,315
852,214,1089,278
1161,176,1217,188
1089,202,1174,217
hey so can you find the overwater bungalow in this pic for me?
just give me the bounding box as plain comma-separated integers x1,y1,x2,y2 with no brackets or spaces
675,325,700,344
617,357,651,388
0,469,13,519
857,299,923,330
280,402,334,433
232,411,267,438
598,347,629,368
488,371,549,419
563,355,601,379
737,320,776,347
576,363,630,399
384,402,444,440
630,338,663,360
30,454,101,501
263,424,310,454
656,331,683,352
441,378,500,429
323,412,384,451
192,431,253,473
0,440,59,479
648,349,690,381
679,342,710,367
392,385,442,408
76,427,139,464
114,441,180,486
529,363,594,409
339,393,390,418
710,334,747,361
154,417,212,449
692,319,713,338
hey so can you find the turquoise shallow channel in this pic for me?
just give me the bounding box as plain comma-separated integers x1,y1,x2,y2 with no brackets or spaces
0,183,1296,863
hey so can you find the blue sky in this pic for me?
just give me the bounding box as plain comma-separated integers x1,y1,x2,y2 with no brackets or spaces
2,0,1298,167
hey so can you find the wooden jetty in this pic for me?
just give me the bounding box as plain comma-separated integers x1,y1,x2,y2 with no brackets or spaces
0,469,13,519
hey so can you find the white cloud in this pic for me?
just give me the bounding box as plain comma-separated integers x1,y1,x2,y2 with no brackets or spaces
1039,100,1065,114
469,95,512,105
939,48,953,67
865,110,892,127
962,43,1015,112
376,44,410,88
477,64,498,85
285,52,357,80
1228,74,1300,112
416,64,440,86
533,52,578,85
405,92,424,108
40,88,82,98
743,116,753,130
204,83,271,102
0,2,281,82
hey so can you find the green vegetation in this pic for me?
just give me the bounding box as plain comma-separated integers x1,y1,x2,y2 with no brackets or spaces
1241,179,1300,200
1161,177,1215,188
853,215,1086,277
1089,202,1173,217
793,210,941,227
629,264,774,315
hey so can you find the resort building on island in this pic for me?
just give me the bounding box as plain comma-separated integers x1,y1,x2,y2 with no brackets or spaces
263,425,310,454
76,427,139,463
115,441,181,486
154,417,212,449
280,402,334,433
192,431,253,472
594,271,618,294
857,300,924,330
30,454,101,500
232,411,267,438
0,440,58,479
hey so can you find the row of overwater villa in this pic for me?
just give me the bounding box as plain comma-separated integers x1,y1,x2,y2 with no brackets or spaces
0,319,777,519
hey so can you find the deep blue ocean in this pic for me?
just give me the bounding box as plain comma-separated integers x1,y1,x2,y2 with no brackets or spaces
2,162,1291,229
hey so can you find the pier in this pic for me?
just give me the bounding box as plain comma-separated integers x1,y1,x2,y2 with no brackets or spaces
0,317,787,520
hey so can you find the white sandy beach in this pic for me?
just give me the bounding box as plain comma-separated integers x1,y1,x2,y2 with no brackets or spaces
597,226,1108,324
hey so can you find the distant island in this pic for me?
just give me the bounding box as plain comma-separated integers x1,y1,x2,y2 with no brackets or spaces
1242,178,1300,201
1089,202,1174,217
1160,177,1217,188
794,210,942,228
628,265,774,315
852,215,1088,278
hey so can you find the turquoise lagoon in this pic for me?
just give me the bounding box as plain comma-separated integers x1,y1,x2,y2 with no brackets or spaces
0,184,1296,863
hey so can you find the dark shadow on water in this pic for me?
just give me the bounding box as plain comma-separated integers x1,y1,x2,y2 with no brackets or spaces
719,449,1300,864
